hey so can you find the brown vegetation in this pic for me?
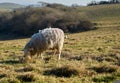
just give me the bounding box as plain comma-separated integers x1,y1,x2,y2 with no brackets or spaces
0,5,95,36
0,3,120,83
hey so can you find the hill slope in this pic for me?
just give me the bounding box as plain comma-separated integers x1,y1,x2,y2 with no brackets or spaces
77,4,120,22
0,4,120,38
0,2,25,9
75,4,120,28
0,4,120,83
0,23,120,83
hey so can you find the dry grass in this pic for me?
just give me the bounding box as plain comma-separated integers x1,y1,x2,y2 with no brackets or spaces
90,65,118,73
77,4,120,21
17,73,37,82
44,65,80,77
0,22,120,82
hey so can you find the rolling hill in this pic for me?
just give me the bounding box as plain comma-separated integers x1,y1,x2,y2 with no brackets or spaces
0,3,120,83
0,2,25,9
75,4,120,29
0,3,120,37
77,4,120,22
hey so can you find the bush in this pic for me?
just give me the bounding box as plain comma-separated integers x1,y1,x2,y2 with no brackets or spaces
0,5,95,37
67,20,94,33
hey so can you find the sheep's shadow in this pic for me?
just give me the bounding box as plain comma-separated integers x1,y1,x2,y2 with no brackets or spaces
0,59,20,64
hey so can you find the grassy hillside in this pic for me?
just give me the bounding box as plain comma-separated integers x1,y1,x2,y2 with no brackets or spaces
0,26,120,83
0,3,120,37
75,4,120,29
0,2,25,9
77,4,120,21
0,8,10,12
0,4,120,83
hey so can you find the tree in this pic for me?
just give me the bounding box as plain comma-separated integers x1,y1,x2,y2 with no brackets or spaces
109,0,120,3
99,1,109,4
37,1,48,7
88,0,98,6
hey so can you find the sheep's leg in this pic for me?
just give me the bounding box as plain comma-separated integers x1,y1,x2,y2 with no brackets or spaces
37,52,39,57
30,55,33,58
58,52,61,60
58,50,61,60
57,42,64,60
40,53,43,59
37,52,43,59
53,49,56,56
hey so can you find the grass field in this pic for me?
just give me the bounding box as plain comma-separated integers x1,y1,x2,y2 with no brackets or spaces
77,4,120,21
0,8,10,12
0,26,120,83
0,4,120,83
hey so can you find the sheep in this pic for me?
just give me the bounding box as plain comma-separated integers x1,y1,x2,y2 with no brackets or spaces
20,28,64,62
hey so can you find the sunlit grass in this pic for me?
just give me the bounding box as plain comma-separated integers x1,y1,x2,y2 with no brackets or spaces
77,4,120,21
0,3,120,83
0,25,120,82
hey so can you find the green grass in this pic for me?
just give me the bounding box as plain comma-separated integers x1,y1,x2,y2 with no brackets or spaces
0,3,25,10
0,8,10,12
0,26,120,83
0,4,120,83
77,4,120,21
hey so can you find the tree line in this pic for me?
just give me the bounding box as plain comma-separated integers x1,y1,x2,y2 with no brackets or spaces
88,0,120,6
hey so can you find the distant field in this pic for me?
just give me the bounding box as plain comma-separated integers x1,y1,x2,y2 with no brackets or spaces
76,4,120,29
0,3,25,10
0,8,10,12
77,4,120,21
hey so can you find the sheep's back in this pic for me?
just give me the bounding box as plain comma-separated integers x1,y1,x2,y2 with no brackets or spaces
41,28,64,48
28,28,64,51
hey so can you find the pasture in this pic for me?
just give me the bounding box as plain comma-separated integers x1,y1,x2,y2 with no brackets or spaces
0,3,120,83
0,24,120,83
77,4,120,21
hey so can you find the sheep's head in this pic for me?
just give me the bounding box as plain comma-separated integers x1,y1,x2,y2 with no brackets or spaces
28,47,36,56
24,41,36,56
19,47,34,63
19,55,32,63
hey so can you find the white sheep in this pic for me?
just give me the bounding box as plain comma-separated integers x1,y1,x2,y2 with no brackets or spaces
21,28,64,62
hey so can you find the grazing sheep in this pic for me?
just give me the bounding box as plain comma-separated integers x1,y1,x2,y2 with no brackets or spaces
21,28,64,62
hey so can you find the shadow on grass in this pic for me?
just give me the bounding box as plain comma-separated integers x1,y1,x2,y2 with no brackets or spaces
0,60,20,64
44,66,79,77
93,76,116,82
89,65,117,73
0,33,29,41
16,67,34,72
17,73,37,82
0,74,7,79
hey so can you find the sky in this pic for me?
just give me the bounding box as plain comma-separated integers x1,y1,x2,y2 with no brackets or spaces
0,0,108,6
